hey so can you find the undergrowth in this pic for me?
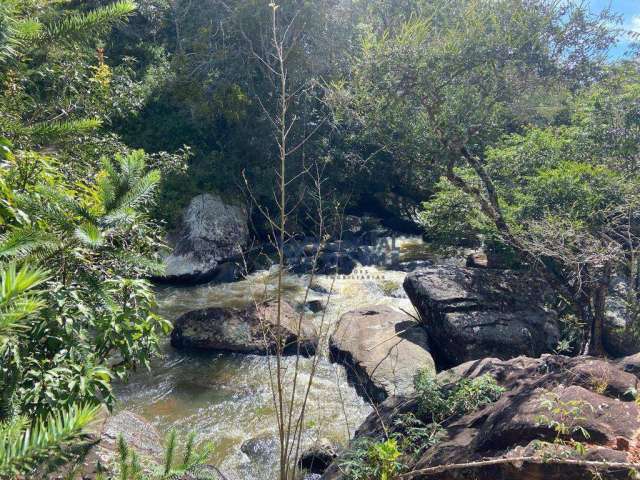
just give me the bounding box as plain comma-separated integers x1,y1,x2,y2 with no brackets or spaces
339,373,504,480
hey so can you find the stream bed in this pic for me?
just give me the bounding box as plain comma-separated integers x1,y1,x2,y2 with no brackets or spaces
113,236,436,479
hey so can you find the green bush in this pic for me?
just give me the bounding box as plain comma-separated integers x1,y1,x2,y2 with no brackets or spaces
339,438,403,480
414,371,504,422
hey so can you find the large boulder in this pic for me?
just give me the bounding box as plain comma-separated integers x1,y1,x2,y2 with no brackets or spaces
171,301,318,355
78,410,163,478
322,355,640,480
163,194,249,284
329,306,435,402
404,266,560,367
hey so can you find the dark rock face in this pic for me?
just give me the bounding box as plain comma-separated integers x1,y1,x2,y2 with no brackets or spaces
620,352,640,376
322,355,640,480
162,194,249,284
329,306,435,402
171,301,318,355
403,266,560,367
298,439,340,474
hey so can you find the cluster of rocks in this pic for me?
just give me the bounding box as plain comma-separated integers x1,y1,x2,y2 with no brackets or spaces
322,353,640,480
159,195,431,284
134,193,640,479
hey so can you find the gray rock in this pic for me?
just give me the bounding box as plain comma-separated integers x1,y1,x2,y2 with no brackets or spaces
306,300,325,313
171,301,318,355
330,306,435,402
404,266,560,367
604,274,639,357
322,355,639,480
163,194,249,283
241,434,278,462
79,410,162,478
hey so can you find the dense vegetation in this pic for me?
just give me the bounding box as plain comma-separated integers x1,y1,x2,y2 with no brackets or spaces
0,0,639,478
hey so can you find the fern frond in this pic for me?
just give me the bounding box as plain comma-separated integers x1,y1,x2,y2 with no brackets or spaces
45,1,137,42
26,119,102,142
0,229,58,260
0,403,99,477
114,169,160,212
74,223,104,248
163,430,177,475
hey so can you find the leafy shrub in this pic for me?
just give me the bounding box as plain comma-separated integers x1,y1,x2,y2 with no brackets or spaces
339,438,403,480
414,371,504,422
339,374,504,479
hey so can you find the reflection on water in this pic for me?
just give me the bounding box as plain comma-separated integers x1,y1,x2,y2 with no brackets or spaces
114,236,431,479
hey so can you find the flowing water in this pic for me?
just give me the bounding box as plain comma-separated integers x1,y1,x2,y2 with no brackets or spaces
114,236,436,479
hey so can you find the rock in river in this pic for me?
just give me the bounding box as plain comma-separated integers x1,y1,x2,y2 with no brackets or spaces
404,266,560,367
330,306,435,402
162,193,249,284
171,301,318,355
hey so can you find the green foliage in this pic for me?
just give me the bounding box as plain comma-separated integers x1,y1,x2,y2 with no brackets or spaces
418,175,491,247
414,371,505,423
534,392,593,458
339,438,403,480
340,374,504,479
114,430,216,480
45,1,137,42
391,413,441,457
0,403,99,479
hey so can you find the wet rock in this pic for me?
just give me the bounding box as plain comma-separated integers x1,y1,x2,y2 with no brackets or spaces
162,194,249,284
322,355,640,480
298,438,339,474
396,259,433,272
241,434,278,462
306,299,325,313
387,286,408,299
171,301,318,355
80,410,162,478
330,306,435,402
316,251,357,275
404,266,560,367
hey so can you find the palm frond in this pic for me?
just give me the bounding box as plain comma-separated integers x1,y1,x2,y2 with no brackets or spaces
0,3,42,63
0,263,48,303
0,264,48,337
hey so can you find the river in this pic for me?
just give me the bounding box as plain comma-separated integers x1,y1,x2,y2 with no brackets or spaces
113,236,435,479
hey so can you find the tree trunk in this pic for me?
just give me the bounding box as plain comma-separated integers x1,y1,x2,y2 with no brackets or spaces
588,286,606,356
585,267,611,357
